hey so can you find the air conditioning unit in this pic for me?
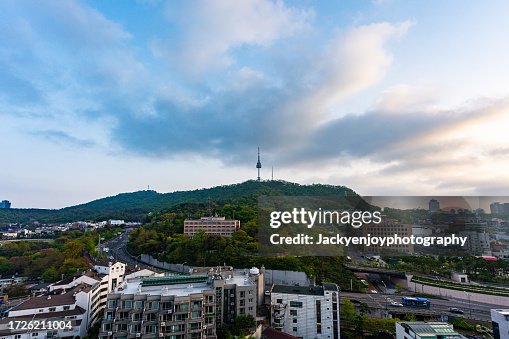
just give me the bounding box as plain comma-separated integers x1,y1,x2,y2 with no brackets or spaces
136,333,141,338
161,322,166,326
107,331,113,336
159,333,164,338
167,310,173,314
203,325,207,329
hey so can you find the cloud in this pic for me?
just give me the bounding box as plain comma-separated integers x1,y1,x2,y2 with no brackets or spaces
112,19,412,165
36,130,95,148
153,0,314,77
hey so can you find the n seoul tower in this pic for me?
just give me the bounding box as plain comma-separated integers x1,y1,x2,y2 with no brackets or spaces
256,147,262,181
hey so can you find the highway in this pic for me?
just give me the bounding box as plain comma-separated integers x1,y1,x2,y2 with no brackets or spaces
341,291,497,322
98,230,166,273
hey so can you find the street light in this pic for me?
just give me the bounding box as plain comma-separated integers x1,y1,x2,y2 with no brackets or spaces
381,281,388,316
465,292,471,319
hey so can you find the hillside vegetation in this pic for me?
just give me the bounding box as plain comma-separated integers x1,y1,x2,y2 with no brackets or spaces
0,180,357,223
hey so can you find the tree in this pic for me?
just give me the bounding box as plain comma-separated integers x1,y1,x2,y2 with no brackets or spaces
63,240,85,259
42,267,60,282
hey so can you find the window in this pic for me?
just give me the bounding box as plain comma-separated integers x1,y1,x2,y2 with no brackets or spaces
124,300,133,308
248,298,253,303
134,301,143,309
49,307,56,312
276,299,283,304
63,306,70,311
292,318,297,323
240,291,245,298
292,327,298,332
31,333,38,337
290,301,303,308
108,300,117,308
290,310,297,316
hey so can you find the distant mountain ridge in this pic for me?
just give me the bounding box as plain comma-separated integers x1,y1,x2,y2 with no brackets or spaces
0,180,358,223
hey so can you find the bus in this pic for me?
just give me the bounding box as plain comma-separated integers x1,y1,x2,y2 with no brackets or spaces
401,297,431,308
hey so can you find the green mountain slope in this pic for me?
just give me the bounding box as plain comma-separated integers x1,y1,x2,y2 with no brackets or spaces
0,180,359,223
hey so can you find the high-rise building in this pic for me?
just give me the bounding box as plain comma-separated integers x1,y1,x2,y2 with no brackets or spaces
362,218,414,254
491,202,509,215
270,283,340,339
0,200,11,209
429,199,440,213
184,217,240,238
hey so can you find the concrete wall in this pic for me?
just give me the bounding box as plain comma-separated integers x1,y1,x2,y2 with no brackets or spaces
407,275,509,306
140,254,192,273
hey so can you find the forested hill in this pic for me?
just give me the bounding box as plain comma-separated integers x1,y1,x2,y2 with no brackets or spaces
0,180,359,223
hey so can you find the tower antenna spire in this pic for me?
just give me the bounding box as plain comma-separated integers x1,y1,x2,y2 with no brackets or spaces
256,147,262,181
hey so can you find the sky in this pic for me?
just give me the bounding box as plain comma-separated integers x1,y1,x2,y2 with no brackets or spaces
2,0,509,209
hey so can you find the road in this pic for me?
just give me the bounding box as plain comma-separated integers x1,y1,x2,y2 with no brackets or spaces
98,230,166,273
341,291,497,322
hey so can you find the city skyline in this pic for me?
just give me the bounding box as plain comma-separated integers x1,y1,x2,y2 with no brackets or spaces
2,1,509,208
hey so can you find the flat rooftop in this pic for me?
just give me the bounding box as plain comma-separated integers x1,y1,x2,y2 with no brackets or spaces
399,322,466,338
272,283,338,296
272,285,325,296
118,279,213,297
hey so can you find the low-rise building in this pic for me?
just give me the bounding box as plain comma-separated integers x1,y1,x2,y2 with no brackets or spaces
184,217,240,237
0,283,91,338
395,322,466,339
491,309,509,339
270,283,340,339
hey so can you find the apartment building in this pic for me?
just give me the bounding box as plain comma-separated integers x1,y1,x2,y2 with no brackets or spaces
0,283,91,338
0,261,125,339
98,268,259,339
184,217,240,237
270,283,340,339
49,261,126,326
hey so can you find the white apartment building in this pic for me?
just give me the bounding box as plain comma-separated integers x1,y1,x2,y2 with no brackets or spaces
0,261,125,339
0,283,90,338
270,283,340,339
49,261,126,326
492,309,509,339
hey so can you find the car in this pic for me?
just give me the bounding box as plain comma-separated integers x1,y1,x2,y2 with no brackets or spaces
350,299,362,304
390,302,404,307
448,307,464,314
370,289,378,294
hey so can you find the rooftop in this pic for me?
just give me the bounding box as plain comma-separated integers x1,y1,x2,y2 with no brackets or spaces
272,285,326,296
493,309,509,315
141,275,208,287
14,284,90,310
118,279,213,297
399,322,466,338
